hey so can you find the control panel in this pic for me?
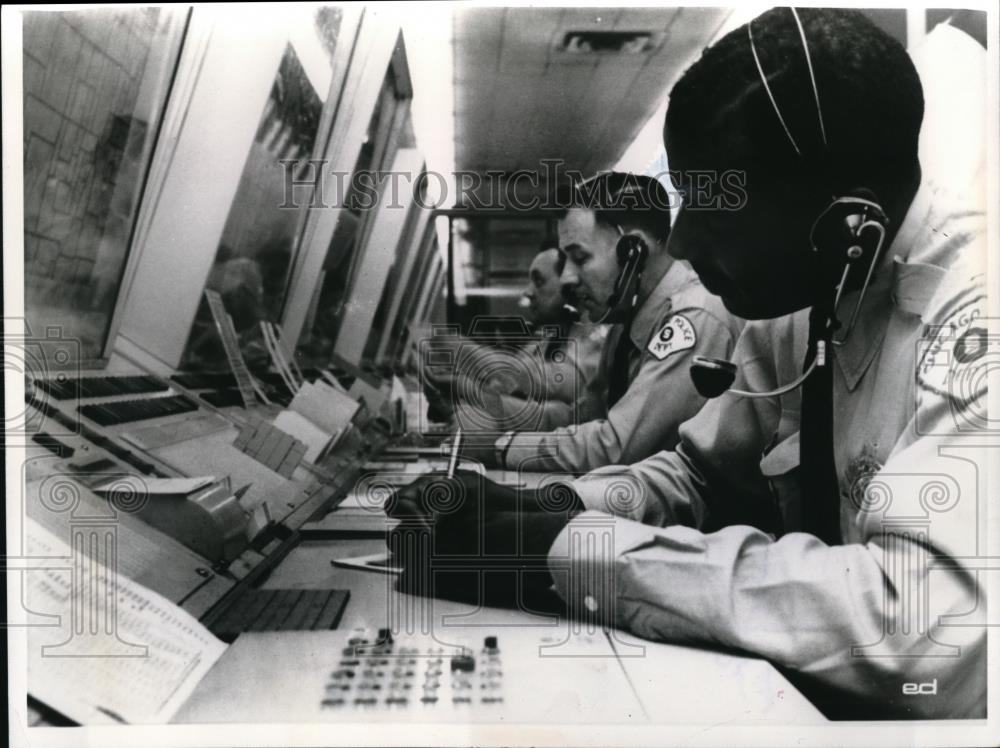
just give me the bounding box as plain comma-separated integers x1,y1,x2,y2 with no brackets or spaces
321,629,506,711
174,626,647,723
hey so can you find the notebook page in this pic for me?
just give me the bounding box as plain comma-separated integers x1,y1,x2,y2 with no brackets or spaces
23,518,227,724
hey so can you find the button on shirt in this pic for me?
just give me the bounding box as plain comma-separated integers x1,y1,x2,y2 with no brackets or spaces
550,181,990,718
499,261,743,474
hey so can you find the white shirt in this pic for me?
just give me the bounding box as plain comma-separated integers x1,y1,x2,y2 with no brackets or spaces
548,179,990,718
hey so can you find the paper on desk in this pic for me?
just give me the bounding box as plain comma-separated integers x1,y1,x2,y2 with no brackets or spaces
390,375,408,402
289,380,360,434
23,518,227,724
273,410,330,463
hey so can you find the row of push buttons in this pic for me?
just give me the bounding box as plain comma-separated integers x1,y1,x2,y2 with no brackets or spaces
443,636,503,706
321,633,504,710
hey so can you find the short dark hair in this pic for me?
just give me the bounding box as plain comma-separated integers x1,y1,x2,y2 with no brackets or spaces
569,171,671,243
534,238,565,275
666,9,923,194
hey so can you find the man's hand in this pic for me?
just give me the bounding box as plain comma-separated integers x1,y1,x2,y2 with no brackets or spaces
384,471,583,609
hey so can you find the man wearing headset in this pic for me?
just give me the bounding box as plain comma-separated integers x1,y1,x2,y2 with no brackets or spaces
388,9,989,718
462,171,742,474
423,241,608,430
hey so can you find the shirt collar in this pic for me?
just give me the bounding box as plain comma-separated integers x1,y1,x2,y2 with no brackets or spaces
833,181,946,390
629,260,699,348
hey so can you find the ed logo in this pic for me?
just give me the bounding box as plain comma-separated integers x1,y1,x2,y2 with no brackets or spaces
902,679,938,696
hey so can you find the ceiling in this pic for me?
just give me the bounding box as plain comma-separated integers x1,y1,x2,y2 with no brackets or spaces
451,6,732,203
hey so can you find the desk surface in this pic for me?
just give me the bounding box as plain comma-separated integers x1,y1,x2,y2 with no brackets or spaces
176,536,825,725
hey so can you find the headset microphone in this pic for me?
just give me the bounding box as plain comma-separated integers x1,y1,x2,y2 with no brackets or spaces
690,345,826,399
686,195,883,401
562,302,583,322
691,9,890,403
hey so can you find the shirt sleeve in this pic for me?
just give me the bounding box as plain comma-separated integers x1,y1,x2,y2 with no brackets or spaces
489,393,578,431
548,287,990,718
502,307,738,475
570,316,799,525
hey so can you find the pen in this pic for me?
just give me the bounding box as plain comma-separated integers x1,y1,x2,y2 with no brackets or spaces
96,705,128,724
446,428,462,478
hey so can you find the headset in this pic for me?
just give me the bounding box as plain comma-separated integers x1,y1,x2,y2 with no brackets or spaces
689,7,891,400
590,227,650,325
564,173,654,325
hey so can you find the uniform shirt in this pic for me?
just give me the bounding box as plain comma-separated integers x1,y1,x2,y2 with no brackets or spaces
549,180,989,718
499,260,742,474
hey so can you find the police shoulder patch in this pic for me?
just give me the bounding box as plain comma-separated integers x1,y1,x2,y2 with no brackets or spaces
647,314,697,361
916,293,989,410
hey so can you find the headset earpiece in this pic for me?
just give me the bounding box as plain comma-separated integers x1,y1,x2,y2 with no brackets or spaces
615,233,648,267
810,195,888,260
593,233,649,324
809,195,889,344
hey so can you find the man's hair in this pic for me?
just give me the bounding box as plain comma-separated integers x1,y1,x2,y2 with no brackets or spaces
538,235,562,276
569,171,671,243
666,9,923,194
533,242,566,277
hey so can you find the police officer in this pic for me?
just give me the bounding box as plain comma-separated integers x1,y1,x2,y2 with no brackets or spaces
387,9,989,719
423,242,607,430
471,172,742,474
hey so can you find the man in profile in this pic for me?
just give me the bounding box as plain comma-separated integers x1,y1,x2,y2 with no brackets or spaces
467,172,742,474
422,240,607,430
388,9,989,719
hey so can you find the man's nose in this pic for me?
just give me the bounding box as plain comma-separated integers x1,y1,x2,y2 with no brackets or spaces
559,264,580,288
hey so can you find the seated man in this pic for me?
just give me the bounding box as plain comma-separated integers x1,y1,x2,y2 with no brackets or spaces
422,242,607,431
465,172,742,474
387,9,989,719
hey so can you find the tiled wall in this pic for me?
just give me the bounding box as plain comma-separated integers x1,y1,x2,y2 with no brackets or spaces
22,8,161,329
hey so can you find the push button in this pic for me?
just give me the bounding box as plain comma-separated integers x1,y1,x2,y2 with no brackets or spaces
450,653,475,673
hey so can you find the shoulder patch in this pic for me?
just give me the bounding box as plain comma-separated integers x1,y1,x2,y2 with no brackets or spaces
647,314,697,361
916,293,988,410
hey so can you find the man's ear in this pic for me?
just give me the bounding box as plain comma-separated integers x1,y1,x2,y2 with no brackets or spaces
809,188,890,315
627,226,663,254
